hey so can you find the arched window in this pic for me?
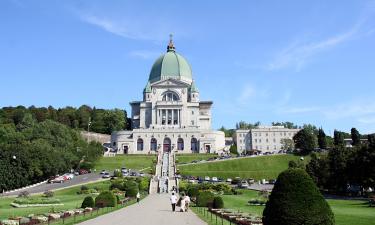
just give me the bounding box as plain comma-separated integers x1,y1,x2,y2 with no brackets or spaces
150,138,157,151
162,91,179,101
191,138,198,153
137,138,144,151
177,138,184,150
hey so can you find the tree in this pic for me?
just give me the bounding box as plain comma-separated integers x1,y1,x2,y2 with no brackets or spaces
280,138,294,151
333,130,345,146
272,121,298,129
328,146,352,192
351,128,361,146
317,128,327,149
293,128,316,155
263,168,334,225
306,153,330,189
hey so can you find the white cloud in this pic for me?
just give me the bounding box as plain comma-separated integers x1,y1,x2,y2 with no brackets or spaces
129,50,160,59
358,116,375,124
267,5,375,71
267,28,358,71
279,106,320,114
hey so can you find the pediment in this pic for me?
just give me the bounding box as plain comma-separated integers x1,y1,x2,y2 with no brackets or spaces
151,78,190,88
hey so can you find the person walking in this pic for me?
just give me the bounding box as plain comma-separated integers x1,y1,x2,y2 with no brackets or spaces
179,193,186,212
136,192,140,204
185,194,191,212
170,192,177,212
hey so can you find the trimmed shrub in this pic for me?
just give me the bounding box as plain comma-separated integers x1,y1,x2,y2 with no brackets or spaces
18,191,30,198
123,180,139,197
213,196,224,209
139,178,150,192
81,196,95,208
263,168,334,225
115,194,121,204
187,185,200,198
81,185,89,191
113,170,123,178
196,191,215,207
95,191,117,208
43,190,54,198
110,180,124,191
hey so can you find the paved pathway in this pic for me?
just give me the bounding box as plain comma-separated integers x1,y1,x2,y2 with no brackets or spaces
78,194,206,225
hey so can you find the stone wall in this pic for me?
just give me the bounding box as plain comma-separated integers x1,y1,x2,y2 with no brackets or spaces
80,131,110,144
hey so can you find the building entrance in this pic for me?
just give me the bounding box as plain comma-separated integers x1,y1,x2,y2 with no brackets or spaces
163,138,171,152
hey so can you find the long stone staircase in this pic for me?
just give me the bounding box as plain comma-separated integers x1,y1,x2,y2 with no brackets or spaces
149,150,178,194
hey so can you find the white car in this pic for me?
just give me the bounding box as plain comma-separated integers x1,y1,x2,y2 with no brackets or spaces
63,173,74,180
226,178,232,183
100,170,107,175
52,176,66,183
204,176,210,181
102,172,110,178
211,177,218,182
239,181,249,189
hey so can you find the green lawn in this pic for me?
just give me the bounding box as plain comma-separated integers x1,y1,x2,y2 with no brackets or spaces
0,181,111,220
220,190,375,225
94,155,156,172
176,154,217,164
178,154,309,180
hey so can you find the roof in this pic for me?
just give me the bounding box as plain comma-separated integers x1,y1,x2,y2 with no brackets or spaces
148,38,193,84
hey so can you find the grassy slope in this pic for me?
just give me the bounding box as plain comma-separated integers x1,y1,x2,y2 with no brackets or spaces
0,181,111,220
176,154,217,164
178,155,308,180
220,190,375,225
94,155,156,172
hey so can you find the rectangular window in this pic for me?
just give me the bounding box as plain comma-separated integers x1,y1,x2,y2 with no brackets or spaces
168,109,172,124
162,110,166,125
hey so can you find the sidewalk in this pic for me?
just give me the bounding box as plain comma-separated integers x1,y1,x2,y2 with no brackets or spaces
78,194,206,225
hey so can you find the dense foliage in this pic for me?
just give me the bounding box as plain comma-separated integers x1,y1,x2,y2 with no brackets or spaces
108,177,149,197
0,105,130,134
0,110,103,192
81,196,95,208
196,191,215,207
263,168,334,225
307,135,375,193
95,191,117,207
213,196,224,208
293,128,317,155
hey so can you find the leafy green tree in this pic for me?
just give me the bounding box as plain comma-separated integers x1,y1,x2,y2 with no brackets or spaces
318,128,327,149
263,168,334,225
306,153,330,189
293,128,316,155
333,130,345,146
328,146,352,192
272,121,298,129
229,144,238,155
280,138,294,151
350,128,361,146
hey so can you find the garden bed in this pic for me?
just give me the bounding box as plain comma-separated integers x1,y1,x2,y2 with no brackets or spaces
11,198,62,208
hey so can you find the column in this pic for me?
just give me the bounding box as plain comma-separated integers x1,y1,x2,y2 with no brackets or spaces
172,109,174,125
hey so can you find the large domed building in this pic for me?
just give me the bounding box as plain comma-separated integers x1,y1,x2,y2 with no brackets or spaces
110,37,225,154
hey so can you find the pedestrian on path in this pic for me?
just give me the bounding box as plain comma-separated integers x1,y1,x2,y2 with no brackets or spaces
179,193,186,212
136,192,140,204
170,192,177,212
185,194,191,212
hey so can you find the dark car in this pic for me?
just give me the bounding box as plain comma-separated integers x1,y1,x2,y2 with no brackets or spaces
79,169,88,175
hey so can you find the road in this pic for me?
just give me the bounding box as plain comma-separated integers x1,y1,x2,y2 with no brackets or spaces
1,173,103,197
78,194,206,225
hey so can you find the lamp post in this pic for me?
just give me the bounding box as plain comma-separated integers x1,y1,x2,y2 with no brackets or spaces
87,117,92,143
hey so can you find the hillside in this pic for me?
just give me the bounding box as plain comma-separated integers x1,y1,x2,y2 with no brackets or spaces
178,154,309,180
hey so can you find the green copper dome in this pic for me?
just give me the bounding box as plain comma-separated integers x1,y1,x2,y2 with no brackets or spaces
148,38,193,84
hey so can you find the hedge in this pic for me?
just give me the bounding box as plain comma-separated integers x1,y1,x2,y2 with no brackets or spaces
196,191,215,207
95,191,117,208
81,196,95,208
213,196,224,209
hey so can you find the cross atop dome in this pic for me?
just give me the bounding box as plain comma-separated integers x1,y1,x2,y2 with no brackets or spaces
167,34,175,52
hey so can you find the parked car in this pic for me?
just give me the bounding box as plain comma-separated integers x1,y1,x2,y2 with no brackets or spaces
102,172,110,178
130,171,138,176
268,179,276,185
63,173,74,180
191,160,199,163
122,171,129,176
100,170,106,175
239,180,249,189
47,176,58,183
52,176,67,183
139,172,145,177
204,176,210,181
226,178,233,183
247,178,255,184
211,177,218,182
121,167,127,173
79,169,89,175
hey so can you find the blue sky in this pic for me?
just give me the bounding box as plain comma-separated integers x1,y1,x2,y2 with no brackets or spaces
1,0,375,134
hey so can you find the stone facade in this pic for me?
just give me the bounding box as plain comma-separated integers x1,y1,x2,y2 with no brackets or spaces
234,126,300,154
110,38,225,154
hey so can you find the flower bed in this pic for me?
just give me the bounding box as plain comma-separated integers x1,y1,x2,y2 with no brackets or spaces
209,208,263,225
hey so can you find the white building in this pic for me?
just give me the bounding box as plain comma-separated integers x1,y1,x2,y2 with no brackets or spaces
234,126,300,154
110,38,225,154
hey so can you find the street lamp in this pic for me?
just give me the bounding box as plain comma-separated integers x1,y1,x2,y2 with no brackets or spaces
87,117,92,143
